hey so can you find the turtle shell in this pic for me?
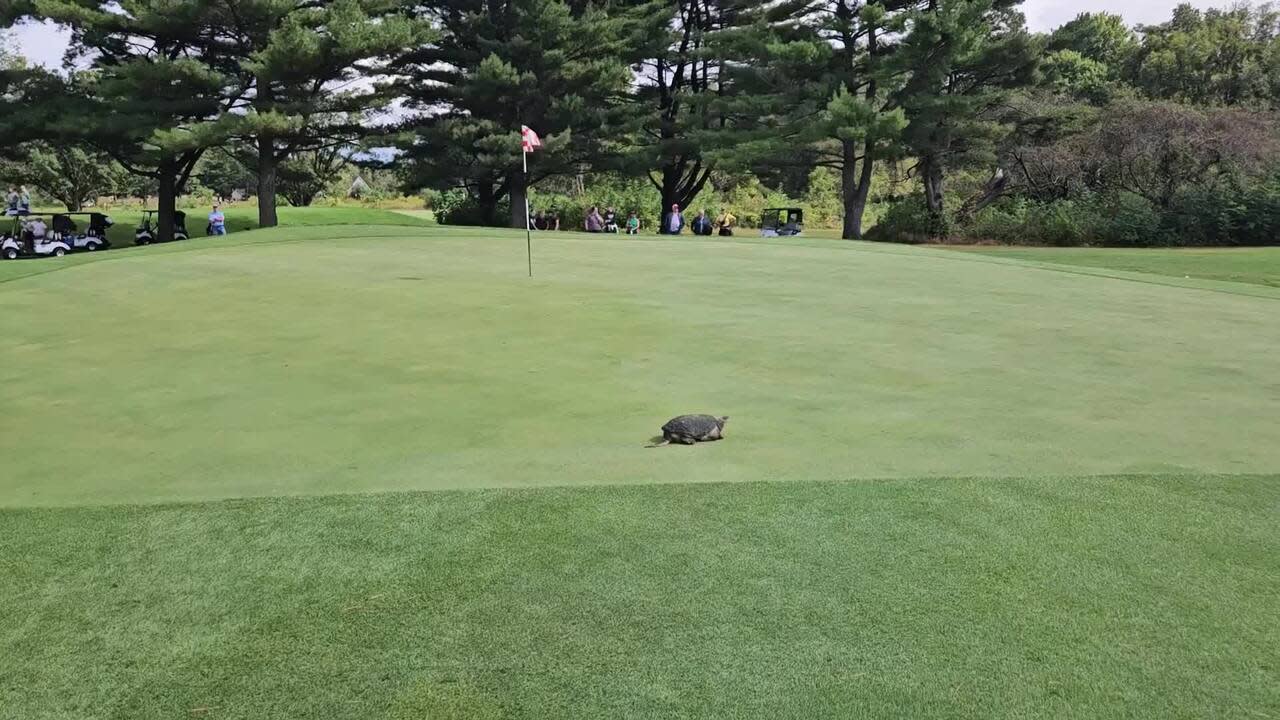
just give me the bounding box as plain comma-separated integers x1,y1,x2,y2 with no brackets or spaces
661,414,723,438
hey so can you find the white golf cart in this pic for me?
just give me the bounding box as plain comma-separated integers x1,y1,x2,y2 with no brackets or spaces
52,212,114,252
135,210,189,245
1,216,73,260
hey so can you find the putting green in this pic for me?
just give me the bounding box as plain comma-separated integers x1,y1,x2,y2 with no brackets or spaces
2,225,1278,506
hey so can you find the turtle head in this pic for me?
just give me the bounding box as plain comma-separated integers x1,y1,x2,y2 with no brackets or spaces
717,416,730,428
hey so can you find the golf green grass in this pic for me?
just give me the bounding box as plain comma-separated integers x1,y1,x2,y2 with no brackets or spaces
954,245,1280,288
2,217,1278,718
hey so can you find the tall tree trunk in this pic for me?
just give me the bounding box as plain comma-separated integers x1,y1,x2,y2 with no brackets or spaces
657,162,711,229
257,134,279,228
157,156,177,243
843,23,879,241
509,167,527,230
658,164,681,225
476,182,497,226
922,153,945,228
840,139,877,240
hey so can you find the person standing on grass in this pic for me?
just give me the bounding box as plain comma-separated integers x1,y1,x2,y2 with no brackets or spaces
717,209,737,236
662,203,684,235
691,209,713,236
208,204,227,236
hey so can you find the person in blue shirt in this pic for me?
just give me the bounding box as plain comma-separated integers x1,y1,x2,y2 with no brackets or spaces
208,204,227,236
690,209,714,236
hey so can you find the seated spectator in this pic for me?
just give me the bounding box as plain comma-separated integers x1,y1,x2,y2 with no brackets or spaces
603,207,619,233
626,211,641,235
5,187,17,216
18,186,31,216
717,209,737,236
26,216,48,240
547,211,561,231
585,206,604,233
691,209,713,236
532,210,547,231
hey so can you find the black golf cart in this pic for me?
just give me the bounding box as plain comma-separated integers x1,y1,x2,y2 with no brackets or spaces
135,210,190,245
760,208,804,237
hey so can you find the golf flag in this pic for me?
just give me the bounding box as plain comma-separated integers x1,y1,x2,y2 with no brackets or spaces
521,125,542,153
520,125,540,278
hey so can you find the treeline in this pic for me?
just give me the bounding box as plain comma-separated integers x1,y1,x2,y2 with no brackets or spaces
3,2,1279,246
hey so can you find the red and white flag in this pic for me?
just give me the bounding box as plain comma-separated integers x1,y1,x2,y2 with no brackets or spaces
521,125,542,153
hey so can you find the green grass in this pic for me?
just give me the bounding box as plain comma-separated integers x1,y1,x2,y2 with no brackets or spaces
953,245,1280,288
5,476,1277,719
2,218,1278,717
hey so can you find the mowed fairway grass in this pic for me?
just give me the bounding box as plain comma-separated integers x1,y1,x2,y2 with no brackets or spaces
952,244,1280,288
2,216,1278,718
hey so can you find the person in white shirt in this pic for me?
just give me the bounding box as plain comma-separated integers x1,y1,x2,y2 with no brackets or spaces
27,217,48,239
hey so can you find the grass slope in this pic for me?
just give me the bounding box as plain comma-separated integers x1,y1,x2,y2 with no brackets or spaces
953,246,1280,288
3,227,1280,506
3,476,1278,719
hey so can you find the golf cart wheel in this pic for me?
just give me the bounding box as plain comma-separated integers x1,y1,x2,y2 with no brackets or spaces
54,248,66,257
87,242,101,252
3,248,16,260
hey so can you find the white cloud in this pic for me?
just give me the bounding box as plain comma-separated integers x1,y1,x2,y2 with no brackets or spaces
12,20,68,69
1022,0,1233,31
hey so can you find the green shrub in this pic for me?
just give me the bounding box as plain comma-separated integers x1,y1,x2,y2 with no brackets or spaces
866,195,948,243
1092,193,1163,247
1239,179,1280,245
1026,199,1091,246
964,199,1029,244
434,189,509,226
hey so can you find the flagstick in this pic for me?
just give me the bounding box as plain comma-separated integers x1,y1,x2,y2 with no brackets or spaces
523,146,532,278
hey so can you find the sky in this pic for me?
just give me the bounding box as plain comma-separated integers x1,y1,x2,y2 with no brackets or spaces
8,1,1233,70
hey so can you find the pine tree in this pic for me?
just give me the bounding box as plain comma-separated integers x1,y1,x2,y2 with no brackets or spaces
626,0,871,229
895,0,1039,229
206,0,423,227
4,1,240,241
791,0,913,239
393,0,646,227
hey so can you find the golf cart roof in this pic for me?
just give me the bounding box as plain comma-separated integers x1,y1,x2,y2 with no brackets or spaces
763,207,803,213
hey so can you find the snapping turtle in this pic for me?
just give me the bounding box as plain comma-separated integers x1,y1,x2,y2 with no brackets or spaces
650,414,730,447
